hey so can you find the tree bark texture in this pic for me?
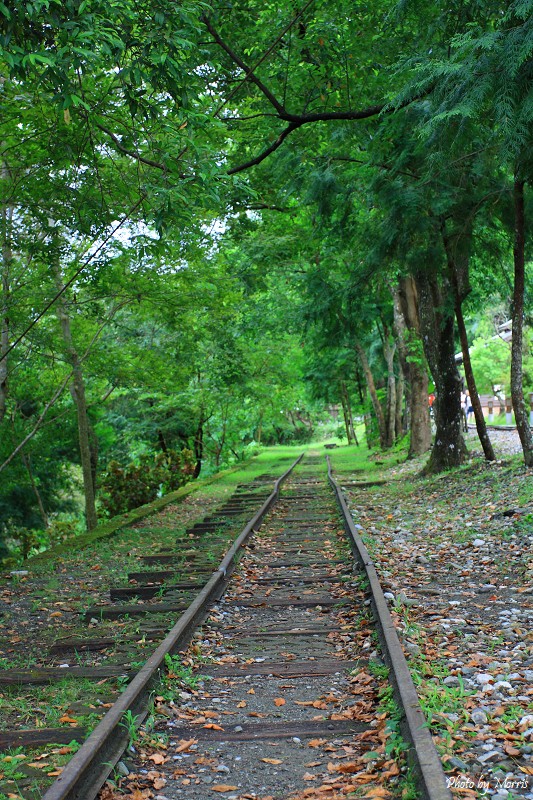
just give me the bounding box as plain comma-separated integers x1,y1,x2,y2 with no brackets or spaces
343,383,359,446
381,324,396,448
416,270,467,472
397,276,432,458
53,258,98,531
392,288,409,437
0,177,12,424
193,416,204,478
339,383,353,444
395,369,405,441
355,342,387,449
441,223,495,462
511,178,533,466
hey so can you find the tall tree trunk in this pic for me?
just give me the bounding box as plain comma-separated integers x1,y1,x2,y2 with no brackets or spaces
193,415,204,478
339,381,353,444
441,222,495,462
355,342,387,449
416,270,467,473
157,429,168,453
343,382,359,446
382,323,396,448
397,276,432,457
53,257,98,531
511,178,533,466
21,453,49,528
392,288,409,437
0,170,12,423
395,369,404,441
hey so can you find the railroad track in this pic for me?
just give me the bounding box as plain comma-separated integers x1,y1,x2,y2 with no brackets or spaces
0,458,298,798
3,452,452,800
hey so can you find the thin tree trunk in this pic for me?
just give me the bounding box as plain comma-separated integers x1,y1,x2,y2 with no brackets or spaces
157,429,168,453
455,299,495,460
193,416,204,478
395,369,404,440
339,382,353,443
355,342,387,449
53,257,98,531
392,288,409,437
511,177,533,466
0,172,12,423
343,382,359,445
382,325,396,448
21,453,49,528
442,223,495,462
397,276,432,457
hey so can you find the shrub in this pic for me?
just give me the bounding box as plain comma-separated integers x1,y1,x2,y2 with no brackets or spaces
99,448,195,517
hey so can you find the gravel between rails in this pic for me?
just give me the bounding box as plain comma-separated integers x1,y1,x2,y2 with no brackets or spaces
100,464,411,800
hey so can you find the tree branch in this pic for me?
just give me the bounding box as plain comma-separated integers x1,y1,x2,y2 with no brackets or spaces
227,122,300,174
96,122,168,171
202,15,287,115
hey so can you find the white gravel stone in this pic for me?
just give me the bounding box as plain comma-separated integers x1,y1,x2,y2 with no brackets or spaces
470,709,489,725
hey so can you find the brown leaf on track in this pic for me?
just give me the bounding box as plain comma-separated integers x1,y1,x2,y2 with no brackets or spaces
58,714,78,724
203,723,224,731
308,738,327,748
148,753,166,764
176,738,197,753
303,772,317,781
274,697,286,706
237,700,247,708
212,785,238,793
359,788,391,798
336,762,364,774
504,744,521,756
247,688,255,694
261,758,283,764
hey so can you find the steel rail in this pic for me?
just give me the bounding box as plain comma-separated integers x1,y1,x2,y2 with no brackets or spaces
42,453,304,800
326,456,452,800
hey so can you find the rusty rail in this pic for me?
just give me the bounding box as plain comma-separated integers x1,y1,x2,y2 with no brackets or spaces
326,455,452,800
42,454,303,800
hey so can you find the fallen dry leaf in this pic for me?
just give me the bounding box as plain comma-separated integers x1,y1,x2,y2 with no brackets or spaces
176,738,196,753
212,785,238,793
274,698,286,707
261,758,282,764
360,788,391,798
148,752,166,764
